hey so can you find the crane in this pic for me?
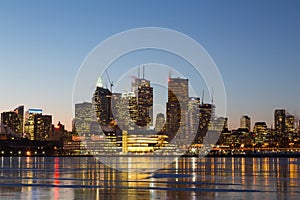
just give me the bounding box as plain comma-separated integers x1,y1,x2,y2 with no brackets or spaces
105,70,113,92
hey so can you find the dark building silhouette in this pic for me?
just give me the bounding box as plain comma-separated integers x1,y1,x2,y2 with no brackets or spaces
166,77,189,141
274,109,286,134
0,105,24,135
14,105,24,134
194,103,214,144
93,86,112,125
131,78,153,129
34,115,52,141
1,111,21,134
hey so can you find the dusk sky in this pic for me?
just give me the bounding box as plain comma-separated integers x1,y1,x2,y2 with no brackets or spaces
0,0,299,130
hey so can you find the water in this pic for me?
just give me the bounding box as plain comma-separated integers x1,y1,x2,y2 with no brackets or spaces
0,156,299,199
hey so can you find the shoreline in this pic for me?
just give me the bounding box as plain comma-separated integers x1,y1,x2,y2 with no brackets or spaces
1,153,300,158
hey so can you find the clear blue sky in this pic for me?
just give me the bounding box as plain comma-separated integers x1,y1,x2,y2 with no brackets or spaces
0,0,299,130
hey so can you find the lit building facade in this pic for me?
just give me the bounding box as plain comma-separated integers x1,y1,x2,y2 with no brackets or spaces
0,105,24,135
253,121,269,146
1,111,21,134
24,109,52,140
74,102,98,136
285,115,295,133
34,115,52,141
93,86,112,125
131,78,153,130
112,92,138,131
240,115,251,132
274,109,286,134
187,97,200,136
24,109,42,140
14,105,24,134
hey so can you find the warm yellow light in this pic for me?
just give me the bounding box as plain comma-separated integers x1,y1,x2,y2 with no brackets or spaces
26,151,31,156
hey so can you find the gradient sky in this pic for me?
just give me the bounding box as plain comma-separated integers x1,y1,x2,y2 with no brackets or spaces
0,0,299,130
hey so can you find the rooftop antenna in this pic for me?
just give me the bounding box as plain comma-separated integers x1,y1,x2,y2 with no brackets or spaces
201,90,204,104
143,65,145,79
211,88,214,104
138,67,140,79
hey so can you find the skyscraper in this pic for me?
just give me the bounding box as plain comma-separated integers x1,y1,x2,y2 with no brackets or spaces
14,105,24,134
240,115,251,131
194,103,214,144
74,102,98,136
24,109,42,140
131,78,153,130
155,113,165,132
0,105,24,135
34,114,52,141
1,111,21,134
24,109,52,140
187,97,200,136
166,77,189,141
93,86,112,125
113,92,138,131
274,109,286,134
285,115,295,133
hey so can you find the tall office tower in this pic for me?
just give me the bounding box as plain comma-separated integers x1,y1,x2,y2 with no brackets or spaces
285,115,295,133
131,78,153,130
1,111,21,134
93,86,112,125
0,105,24,135
13,105,24,134
24,109,52,140
240,115,251,131
34,114,52,141
166,77,189,141
274,109,286,134
194,103,214,144
74,102,98,136
187,97,200,136
253,121,269,144
112,92,138,131
155,113,165,132
24,109,42,140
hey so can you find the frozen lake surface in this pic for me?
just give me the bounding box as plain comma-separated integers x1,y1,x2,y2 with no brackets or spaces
0,156,299,199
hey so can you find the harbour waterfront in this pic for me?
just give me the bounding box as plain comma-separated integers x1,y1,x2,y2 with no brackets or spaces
0,157,299,199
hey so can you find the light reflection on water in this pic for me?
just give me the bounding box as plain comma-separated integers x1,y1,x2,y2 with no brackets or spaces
0,157,299,199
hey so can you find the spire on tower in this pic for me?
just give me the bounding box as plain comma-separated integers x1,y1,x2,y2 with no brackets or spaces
168,69,172,82
96,76,103,87
211,88,214,104
143,65,145,79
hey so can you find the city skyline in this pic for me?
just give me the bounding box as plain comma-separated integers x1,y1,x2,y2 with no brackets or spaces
0,1,299,130
1,65,300,132
1,79,299,133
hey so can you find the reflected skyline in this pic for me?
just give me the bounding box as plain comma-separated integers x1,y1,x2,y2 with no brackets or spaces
0,157,299,199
